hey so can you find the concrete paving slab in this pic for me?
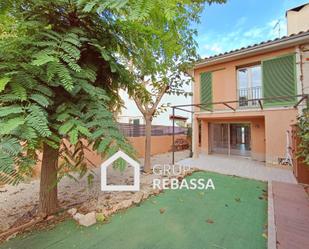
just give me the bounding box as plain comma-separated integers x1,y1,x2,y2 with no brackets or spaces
272,181,309,249
178,154,297,183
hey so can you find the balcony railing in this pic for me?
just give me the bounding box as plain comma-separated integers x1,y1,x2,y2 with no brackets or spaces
238,86,262,107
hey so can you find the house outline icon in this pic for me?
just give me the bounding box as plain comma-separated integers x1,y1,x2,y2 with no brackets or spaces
101,150,140,191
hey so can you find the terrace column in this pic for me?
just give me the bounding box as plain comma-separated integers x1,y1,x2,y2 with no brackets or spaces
192,116,199,158
201,120,209,154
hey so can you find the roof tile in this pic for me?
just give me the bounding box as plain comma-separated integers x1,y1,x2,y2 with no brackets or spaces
197,29,309,64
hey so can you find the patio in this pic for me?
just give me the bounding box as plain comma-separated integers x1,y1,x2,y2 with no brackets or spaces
178,154,297,184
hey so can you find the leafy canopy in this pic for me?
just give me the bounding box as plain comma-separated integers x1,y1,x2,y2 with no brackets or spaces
0,0,224,183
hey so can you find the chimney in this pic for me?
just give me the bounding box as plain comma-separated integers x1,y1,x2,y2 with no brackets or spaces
286,3,309,35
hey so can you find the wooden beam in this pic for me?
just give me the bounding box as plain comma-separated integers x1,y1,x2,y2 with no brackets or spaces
222,103,235,111
172,94,306,108
195,104,202,109
293,96,307,108
197,104,212,112
174,107,194,113
258,99,263,110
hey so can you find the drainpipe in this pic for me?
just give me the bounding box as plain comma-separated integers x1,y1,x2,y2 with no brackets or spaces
296,45,305,114
297,45,305,94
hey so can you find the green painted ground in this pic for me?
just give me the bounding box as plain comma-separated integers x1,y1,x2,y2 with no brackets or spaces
1,172,267,249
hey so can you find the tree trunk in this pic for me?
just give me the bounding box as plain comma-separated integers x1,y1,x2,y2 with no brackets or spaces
38,143,58,216
144,116,152,173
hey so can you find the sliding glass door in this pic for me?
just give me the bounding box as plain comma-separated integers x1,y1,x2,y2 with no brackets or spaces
210,123,229,155
209,123,251,157
229,123,251,157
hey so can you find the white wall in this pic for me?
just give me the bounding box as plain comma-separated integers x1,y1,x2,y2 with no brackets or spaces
119,83,192,126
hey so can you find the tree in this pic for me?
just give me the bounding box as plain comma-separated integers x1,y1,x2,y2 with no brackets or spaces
0,0,133,216
0,27,133,216
132,67,192,173
133,79,169,173
128,0,225,172
0,0,225,216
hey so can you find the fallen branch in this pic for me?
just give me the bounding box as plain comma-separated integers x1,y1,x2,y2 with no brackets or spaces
0,217,43,241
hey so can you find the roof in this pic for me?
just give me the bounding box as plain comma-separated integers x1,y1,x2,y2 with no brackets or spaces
195,29,309,69
286,2,309,13
169,115,188,121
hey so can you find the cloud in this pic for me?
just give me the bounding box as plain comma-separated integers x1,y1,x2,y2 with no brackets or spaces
235,17,247,28
197,15,289,58
243,27,264,38
203,43,223,53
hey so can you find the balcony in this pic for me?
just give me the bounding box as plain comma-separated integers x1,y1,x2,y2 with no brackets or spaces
238,86,262,107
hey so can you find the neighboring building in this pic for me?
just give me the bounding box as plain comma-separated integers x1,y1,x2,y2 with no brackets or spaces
117,115,144,125
192,5,309,166
118,86,191,126
169,115,188,127
287,3,309,96
286,3,309,36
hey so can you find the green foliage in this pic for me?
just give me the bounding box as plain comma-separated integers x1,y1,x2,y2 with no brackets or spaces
297,111,309,166
96,212,105,223
0,77,10,92
0,3,134,184
25,105,51,137
0,137,33,184
0,116,25,135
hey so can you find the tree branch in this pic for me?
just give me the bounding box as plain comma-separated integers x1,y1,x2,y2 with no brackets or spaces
149,84,168,115
133,96,146,115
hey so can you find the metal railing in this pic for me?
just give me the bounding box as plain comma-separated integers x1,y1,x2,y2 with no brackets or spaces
238,86,262,107
118,123,188,137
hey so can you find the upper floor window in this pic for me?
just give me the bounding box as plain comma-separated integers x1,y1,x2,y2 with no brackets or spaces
237,65,262,107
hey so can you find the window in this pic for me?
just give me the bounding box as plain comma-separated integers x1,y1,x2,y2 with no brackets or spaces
237,65,262,107
131,119,140,125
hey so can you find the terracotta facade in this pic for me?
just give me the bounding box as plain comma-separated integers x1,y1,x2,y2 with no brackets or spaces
193,47,301,165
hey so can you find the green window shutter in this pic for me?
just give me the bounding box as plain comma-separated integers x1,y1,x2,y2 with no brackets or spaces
200,72,212,110
262,54,297,106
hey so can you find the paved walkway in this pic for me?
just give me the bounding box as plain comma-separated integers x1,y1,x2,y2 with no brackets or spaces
178,154,297,183
272,181,309,249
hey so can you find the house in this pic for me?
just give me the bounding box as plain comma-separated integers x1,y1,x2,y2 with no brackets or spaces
191,4,309,166
117,115,145,125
